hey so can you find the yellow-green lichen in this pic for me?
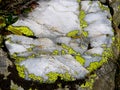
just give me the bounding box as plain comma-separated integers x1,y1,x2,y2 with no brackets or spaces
79,10,88,28
46,72,59,83
61,49,66,55
28,74,43,83
87,47,113,72
11,54,26,63
16,64,26,78
66,30,79,38
62,44,77,55
46,72,74,83
59,72,74,81
75,55,85,65
27,47,33,52
66,30,88,39
81,74,97,90
0,16,6,28
28,54,35,58
61,44,85,65
7,25,34,36
77,0,81,3
81,30,88,37
98,2,109,11
87,62,100,72
52,50,59,55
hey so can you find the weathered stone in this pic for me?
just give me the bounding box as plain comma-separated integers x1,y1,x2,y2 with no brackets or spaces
0,48,12,77
93,61,116,90
4,0,114,85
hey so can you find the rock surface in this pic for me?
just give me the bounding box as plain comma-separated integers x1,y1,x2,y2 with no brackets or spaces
0,0,118,90
4,0,114,85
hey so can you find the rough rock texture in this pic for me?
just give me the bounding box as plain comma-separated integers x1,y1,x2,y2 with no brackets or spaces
0,48,12,77
0,0,119,90
3,0,114,85
93,61,116,90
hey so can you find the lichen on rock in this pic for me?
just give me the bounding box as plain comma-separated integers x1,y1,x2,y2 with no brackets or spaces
3,0,115,88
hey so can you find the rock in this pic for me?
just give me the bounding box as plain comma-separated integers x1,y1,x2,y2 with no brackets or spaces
93,61,116,90
3,0,115,89
110,0,120,28
0,48,12,77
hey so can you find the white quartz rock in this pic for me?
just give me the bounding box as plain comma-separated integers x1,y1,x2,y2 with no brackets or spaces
81,1,101,13
13,0,80,38
20,55,89,81
84,12,111,24
82,55,102,67
5,35,57,55
55,37,71,45
86,47,104,55
90,35,112,47
4,0,114,83
5,41,30,55
84,22,114,37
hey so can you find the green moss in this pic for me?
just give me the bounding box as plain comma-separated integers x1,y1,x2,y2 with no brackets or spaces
0,16,6,28
7,25,34,36
28,74,43,83
16,64,26,78
46,72,73,83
